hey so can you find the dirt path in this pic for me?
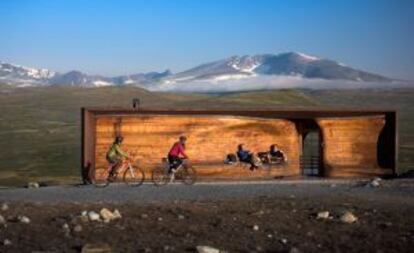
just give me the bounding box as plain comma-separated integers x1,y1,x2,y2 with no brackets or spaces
0,179,413,204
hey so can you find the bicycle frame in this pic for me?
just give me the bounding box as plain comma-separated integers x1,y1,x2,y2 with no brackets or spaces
167,162,185,171
92,151,145,187
152,158,196,186
165,159,187,181
123,161,134,177
108,157,135,180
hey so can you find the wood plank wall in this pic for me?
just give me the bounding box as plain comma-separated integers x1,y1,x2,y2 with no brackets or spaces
93,115,301,179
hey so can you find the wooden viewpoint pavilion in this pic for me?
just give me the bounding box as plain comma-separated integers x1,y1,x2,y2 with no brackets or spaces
81,107,397,180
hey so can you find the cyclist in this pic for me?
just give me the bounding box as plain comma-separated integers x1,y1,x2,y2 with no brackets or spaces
106,136,129,181
168,135,188,173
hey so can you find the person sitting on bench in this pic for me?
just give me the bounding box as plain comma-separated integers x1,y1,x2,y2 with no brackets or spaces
269,144,287,163
236,144,260,171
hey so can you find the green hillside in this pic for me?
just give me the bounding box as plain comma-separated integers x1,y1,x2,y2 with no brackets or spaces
0,86,413,186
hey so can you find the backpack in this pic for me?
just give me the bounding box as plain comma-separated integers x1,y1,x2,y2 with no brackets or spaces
225,153,237,164
258,152,269,163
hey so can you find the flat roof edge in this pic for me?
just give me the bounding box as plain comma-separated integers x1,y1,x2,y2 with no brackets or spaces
81,107,398,114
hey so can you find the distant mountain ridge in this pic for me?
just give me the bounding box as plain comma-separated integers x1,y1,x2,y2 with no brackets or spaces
0,61,172,87
0,52,393,89
167,52,390,83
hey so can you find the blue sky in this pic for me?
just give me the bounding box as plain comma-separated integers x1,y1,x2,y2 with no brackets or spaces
0,0,413,79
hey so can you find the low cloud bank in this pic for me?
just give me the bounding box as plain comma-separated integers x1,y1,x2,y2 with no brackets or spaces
149,75,411,93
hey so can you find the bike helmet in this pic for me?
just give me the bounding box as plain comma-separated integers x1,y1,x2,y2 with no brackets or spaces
115,136,124,144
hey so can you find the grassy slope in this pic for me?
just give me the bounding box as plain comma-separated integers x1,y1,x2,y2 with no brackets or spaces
0,86,412,186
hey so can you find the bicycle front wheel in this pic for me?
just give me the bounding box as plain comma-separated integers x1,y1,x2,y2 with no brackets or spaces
152,167,169,186
181,166,197,185
91,167,110,188
123,166,145,187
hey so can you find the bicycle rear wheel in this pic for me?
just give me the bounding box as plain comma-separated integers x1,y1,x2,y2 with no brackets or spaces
90,167,111,188
123,166,145,187
152,167,169,186
180,166,197,185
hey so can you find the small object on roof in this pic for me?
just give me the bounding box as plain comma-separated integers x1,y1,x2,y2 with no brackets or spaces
132,98,140,109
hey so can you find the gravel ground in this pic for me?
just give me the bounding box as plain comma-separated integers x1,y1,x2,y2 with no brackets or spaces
0,179,413,253
0,179,413,204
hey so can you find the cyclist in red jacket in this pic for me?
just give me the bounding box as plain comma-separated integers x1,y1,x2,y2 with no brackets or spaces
168,135,188,173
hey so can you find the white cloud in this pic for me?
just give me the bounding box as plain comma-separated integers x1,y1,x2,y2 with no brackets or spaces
149,75,409,93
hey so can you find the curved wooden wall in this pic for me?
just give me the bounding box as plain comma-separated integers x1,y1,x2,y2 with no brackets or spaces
94,115,300,179
317,116,392,177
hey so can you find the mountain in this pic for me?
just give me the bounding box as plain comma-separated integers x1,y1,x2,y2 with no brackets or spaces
0,61,56,87
51,70,172,87
0,61,171,87
49,71,113,87
0,52,394,90
166,52,391,83
111,70,172,86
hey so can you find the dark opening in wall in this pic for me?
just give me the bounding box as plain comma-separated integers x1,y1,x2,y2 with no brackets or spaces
377,113,396,170
296,119,323,176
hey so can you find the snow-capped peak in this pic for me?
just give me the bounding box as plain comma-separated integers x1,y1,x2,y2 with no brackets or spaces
0,61,56,79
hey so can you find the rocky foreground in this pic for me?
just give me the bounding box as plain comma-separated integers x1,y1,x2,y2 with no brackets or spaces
0,179,413,252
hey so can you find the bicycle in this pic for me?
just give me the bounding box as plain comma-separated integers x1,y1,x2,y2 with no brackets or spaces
152,158,197,186
89,153,145,188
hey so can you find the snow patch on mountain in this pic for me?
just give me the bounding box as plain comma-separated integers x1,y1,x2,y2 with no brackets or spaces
23,66,56,79
227,56,261,74
296,52,319,61
92,80,112,87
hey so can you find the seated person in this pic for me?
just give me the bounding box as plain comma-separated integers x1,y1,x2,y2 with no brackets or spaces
269,144,287,163
236,144,260,171
168,135,189,173
106,136,129,181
